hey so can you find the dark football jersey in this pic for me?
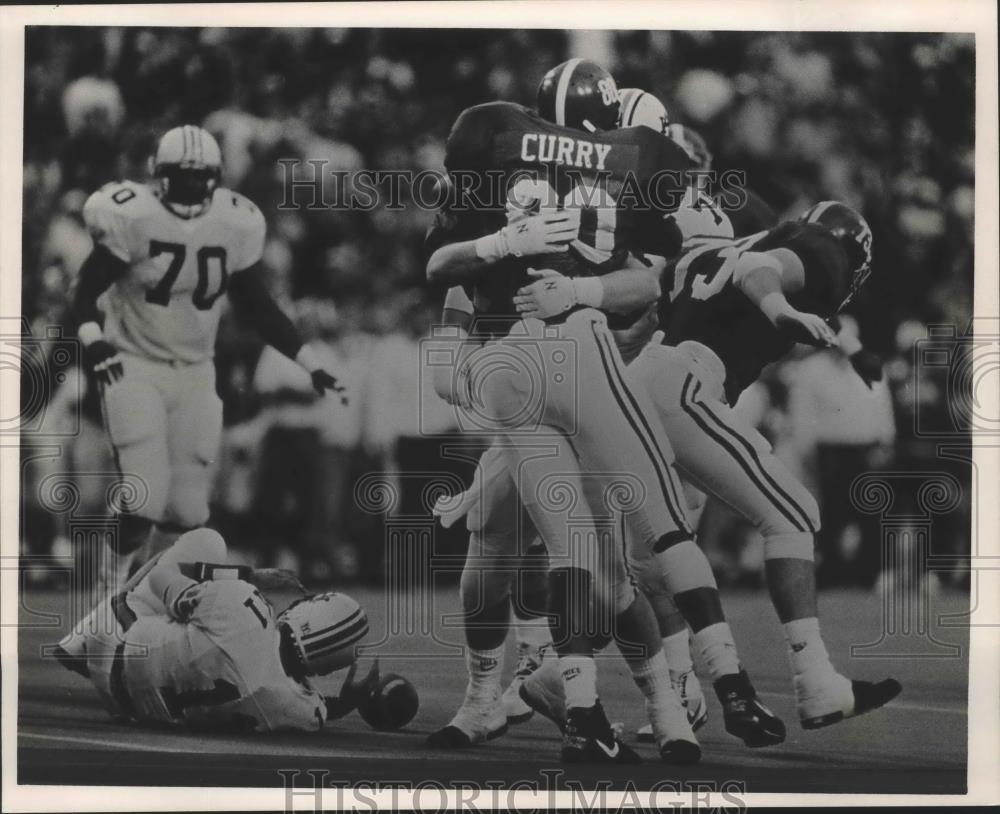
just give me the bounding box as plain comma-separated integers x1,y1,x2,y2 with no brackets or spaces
425,101,693,337
659,221,849,404
719,188,779,238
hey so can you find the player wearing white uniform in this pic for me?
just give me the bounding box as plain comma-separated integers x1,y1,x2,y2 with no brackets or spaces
74,126,346,590
55,529,375,732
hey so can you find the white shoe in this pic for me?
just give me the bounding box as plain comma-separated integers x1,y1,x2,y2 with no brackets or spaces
501,642,548,724
426,687,508,748
796,670,902,729
637,668,708,742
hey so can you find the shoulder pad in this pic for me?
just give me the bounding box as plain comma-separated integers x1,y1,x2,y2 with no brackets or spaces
83,180,158,261
213,188,265,234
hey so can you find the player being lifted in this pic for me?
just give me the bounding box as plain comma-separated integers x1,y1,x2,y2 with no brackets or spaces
425,60,783,763
514,91,901,730
74,126,346,593
54,528,377,732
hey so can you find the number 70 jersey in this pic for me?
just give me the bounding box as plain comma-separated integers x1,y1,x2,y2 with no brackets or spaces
83,181,266,364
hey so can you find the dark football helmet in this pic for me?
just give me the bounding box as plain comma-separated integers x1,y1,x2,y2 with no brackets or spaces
799,200,874,309
537,58,621,133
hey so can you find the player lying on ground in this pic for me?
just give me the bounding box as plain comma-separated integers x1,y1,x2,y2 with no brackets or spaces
515,196,901,733
423,59,783,764
54,528,378,732
73,126,347,596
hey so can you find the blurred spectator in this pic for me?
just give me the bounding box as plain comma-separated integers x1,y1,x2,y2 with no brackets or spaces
784,317,896,586
20,28,974,586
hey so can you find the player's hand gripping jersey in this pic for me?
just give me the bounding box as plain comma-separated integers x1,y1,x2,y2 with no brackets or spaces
83,181,265,364
426,101,693,337
659,221,850,404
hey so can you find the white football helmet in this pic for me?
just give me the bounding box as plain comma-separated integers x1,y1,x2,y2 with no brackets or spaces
277,592,369,678
617,88,669,134
151,125,223,218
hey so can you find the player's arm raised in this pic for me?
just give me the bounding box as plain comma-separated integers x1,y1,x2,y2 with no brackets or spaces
733,249,838,347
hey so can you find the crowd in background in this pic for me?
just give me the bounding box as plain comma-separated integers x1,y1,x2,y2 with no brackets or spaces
20,28,974,587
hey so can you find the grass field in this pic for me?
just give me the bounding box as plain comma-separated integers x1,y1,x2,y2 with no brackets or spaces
17,583,968,794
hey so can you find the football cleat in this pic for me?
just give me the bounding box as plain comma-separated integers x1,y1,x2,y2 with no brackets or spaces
659,738,702,766
714,669,786,748
637,668,709,742
797,672,902,730
425,688,508,749
501,642,549,724
561,701,642,764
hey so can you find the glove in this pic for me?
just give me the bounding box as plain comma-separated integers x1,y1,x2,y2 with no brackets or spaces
83,340,124,386
849,348,883,388
513,268,603,320
324,658,380,720
310,369,348,404
475,210,579,262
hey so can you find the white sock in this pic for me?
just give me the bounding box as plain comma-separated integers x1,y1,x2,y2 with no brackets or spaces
465,645,505,703
783,617,835,676
692,622,740,679
560,655,597,710
631,650,694,746
662,629,693,679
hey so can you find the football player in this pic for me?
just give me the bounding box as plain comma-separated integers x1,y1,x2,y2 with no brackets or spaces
516,199,902,732
73,125,346,593
425,60,782,763
54,528,377,732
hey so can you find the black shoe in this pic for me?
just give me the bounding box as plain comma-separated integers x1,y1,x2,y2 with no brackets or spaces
560,702,642,764
714,669,786,748
53,644,88,678
801,678,902,730
659,739,702,765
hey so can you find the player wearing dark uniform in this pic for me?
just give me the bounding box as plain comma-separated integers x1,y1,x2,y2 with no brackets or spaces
425,60,780,764
626,200,901,730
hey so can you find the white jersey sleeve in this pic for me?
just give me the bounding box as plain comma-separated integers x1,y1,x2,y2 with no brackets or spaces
82,181,151,262
219,190,266,272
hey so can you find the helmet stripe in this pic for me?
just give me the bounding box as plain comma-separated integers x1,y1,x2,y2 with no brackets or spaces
805,200,836,223
623,90,644,127
554,57,583,126
300,607,363,642
303,617,369,657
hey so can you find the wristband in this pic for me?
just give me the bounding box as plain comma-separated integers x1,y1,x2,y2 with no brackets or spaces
573,277,604,309
474,230,508,263
758,292,787,324
78,321,104,347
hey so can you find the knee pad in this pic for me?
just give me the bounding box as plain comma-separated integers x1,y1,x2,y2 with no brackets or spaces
763,532,816,562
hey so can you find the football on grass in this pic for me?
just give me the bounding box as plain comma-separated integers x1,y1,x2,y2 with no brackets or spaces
357,672,419,731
